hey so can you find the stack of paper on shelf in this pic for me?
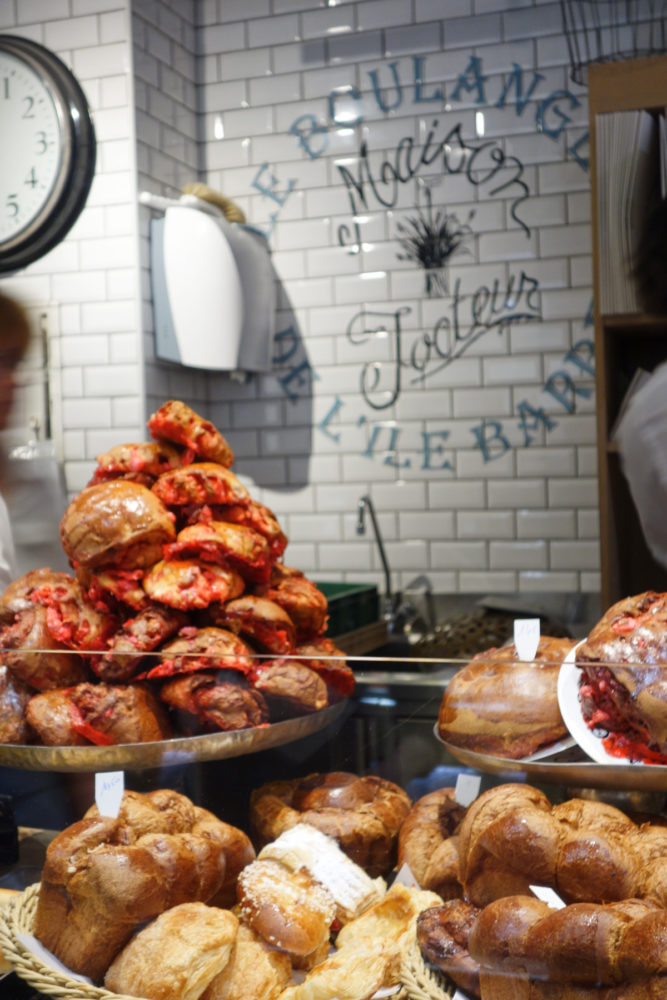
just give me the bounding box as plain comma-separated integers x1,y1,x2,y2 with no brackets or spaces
596,109,658,315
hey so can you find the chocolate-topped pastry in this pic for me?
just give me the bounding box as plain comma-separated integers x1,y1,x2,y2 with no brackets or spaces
576,591,667,763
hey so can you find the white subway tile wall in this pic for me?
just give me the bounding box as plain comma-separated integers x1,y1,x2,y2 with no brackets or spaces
0,0,145,483
0,0,599,596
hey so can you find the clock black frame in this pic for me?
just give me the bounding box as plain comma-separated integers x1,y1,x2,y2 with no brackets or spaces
0,34,96,274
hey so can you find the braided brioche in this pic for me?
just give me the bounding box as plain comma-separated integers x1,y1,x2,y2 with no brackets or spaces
396,787,466,898
34,789,254,982
457,783,667,908
468,894,667,995
417,899,482,997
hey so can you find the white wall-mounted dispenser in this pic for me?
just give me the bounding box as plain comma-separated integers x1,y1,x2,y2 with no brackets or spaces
141,191,275,372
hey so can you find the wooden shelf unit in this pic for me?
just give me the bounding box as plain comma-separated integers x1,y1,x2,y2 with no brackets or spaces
588,56,667,608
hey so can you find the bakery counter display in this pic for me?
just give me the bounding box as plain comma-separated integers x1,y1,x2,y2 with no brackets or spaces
1,776,667,1000
0,775,422,1000
0,401,352,770
433,604,667,792
414,782,667,1000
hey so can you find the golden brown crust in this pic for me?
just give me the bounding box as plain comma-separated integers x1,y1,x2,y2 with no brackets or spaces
437,636,574,759
26,683,172,746
93,440,184,480
211,500,287,561
417,900,482,998
249,772,411,878
153,462,248,507
0,567,70,623
457,783,667,909
217,595,296,654
469,895,667,988
333,882,444,990
142,560,245,610
165,522,272,583
478,970,667,1000
148,399,234,467
33,789,244,981
160,673,269,735
237,858,336,957
396,787,466,895
252,661,328,715
1,604,90,691
257,822,386,925
201,922,292,1000
0,665,34,743
60,479,176,570
104,902,239,1000
254,575,328,641
25,689,89,745
147,626,253,679
278,948,391,1000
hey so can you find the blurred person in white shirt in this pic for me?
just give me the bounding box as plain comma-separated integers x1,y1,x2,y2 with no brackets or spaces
616,361,667,571
0,291,30,591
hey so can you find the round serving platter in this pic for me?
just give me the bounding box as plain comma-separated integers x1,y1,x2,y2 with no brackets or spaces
0,700,348,772
436,729,667,792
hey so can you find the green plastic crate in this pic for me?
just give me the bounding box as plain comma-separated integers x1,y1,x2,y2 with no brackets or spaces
315,582,380,637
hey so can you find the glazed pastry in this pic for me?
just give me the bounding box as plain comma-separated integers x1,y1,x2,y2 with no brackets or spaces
437,635,574,759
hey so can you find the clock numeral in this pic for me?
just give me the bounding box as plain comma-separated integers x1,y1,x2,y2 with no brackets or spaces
6,195,18,218
24,168,38,189
2,76,9,99
35,131,50,155
22,95,34,118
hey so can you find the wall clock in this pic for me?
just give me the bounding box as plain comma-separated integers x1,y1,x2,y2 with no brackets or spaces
0,34,96,274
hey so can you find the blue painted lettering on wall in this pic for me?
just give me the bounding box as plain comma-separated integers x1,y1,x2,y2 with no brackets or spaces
346,270,540,409
336,120,531,241
262,50,593,465
276,313,594,467
256,53,588,237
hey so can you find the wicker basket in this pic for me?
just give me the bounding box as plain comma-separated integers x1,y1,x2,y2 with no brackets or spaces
0,883,137,1000
399,940,455,1000
0,883,457,1000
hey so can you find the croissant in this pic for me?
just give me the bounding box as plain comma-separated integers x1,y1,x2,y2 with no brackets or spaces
468,894,667,997
456,783,667,908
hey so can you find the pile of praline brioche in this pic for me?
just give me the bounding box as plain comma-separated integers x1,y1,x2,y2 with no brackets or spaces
19,771,667,1000
0,400,353,747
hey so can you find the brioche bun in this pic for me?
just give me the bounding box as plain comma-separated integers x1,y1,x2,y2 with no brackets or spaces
60,479,175,570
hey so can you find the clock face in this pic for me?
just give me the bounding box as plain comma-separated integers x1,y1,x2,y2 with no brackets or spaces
0,49,69,246
0,35,95,274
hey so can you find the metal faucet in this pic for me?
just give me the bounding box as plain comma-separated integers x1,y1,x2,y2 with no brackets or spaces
356,494,397,626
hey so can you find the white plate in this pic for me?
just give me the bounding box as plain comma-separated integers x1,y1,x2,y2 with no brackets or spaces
557,641,647,766
434,724,577,763
521,734,577,762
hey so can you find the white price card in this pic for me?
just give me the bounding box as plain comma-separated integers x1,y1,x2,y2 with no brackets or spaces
514,617,540,660
95,771,124,818
455,772,481,807
394,862,421,889
530,884,566,908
